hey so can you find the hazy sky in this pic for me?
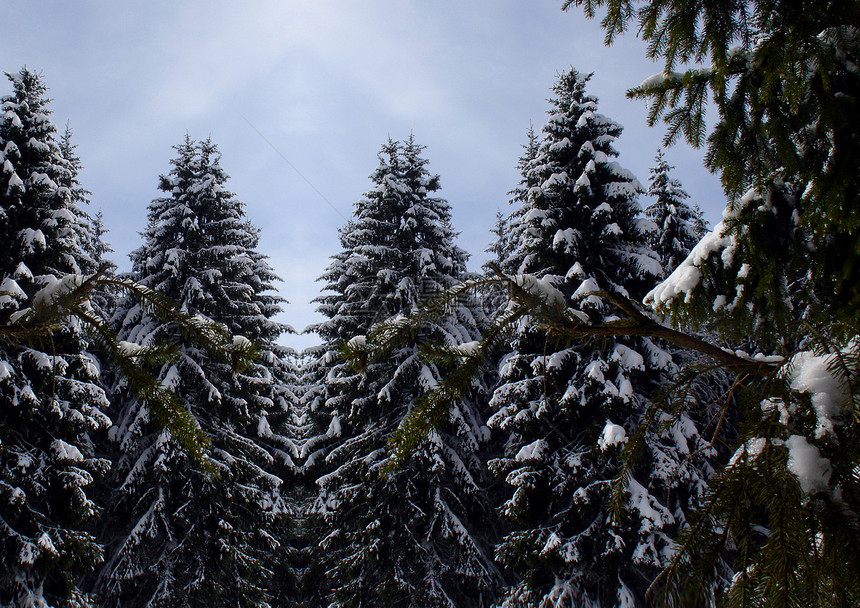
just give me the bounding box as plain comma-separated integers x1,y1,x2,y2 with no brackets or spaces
1,0,724,349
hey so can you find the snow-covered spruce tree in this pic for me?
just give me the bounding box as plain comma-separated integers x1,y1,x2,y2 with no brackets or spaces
485,210,512,274
486,69,720,607
56,125,118,321
0,68,111,607
498,124,540,279
86,209,112,272
642,150,707,275
479,211,517,325
481,125,540,319
311,137,500,608
96,136,292,607
55,124,104,277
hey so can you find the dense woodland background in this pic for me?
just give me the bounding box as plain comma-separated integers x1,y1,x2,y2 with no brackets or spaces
1,1,859,607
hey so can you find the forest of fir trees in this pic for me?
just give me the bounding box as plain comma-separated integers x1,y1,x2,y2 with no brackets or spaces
1,1,858,607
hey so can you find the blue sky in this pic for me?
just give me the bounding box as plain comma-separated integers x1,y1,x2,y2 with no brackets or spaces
1,0,724,349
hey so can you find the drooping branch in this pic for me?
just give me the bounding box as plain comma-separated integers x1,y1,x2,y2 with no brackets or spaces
0,264,258,465
588,290,779,374
0,263,111,341
489,263,781,375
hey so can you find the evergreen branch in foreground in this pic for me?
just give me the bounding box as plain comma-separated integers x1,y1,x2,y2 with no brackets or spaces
343,266,783,471
382,303,527,473
1,265,258,465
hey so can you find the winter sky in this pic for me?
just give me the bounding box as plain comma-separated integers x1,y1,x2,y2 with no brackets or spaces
2,0,724,349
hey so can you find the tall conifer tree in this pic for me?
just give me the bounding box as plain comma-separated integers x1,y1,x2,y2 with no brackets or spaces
500,124,540,278
0,68,110,608
488,69,717,607
643,150,707,275
310,137,501,608
96,136,292,607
